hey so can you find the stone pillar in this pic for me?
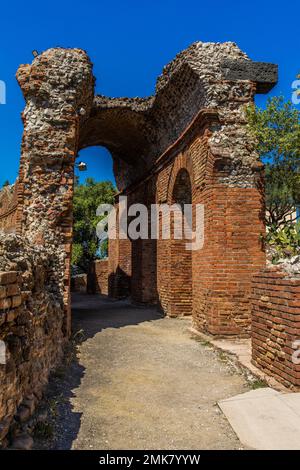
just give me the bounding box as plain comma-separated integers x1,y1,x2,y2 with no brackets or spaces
16,48,94,335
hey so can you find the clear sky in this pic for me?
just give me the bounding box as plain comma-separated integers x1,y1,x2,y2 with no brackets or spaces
0,0,298,187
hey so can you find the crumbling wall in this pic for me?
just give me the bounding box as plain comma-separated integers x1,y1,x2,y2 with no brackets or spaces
0,234,64,447
0,42,278,445
16,48,95,335
0,48,95,446
12,42,277,321
122,109,265,335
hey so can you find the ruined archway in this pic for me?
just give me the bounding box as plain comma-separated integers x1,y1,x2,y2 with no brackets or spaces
15,42,277,336
0,41,281,444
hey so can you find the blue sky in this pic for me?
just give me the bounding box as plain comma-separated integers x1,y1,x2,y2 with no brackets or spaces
0,0,298,187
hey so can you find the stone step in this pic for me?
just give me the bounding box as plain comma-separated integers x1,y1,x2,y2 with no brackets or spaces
219,388,300,450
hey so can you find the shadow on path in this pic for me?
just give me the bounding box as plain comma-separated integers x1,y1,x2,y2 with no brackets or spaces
35,294,162,450
35,293,248,450
72,293,163,340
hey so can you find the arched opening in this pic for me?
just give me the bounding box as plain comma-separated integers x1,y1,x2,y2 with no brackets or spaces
169,168,193,317
71,145,131,300
72,145,115,265
76,146,115,187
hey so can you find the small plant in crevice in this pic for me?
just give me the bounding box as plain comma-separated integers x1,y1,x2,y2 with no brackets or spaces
266,221,300,263
248,378,268,390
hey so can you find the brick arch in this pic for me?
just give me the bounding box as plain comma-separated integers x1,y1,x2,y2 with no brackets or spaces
168,167,193,317
154,154,195,316
167,152,194,206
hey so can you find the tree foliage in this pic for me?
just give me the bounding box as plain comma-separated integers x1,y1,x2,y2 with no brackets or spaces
247,96,300,228
267,222,300,261
72,178,116,271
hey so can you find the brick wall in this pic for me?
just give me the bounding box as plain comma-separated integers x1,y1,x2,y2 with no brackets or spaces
87,260,109,295
252,267,300,389
108,203,132,299
0,234,65,447
99,111,266,334
118,112,265,335
192,183,265,336
168,168,193,316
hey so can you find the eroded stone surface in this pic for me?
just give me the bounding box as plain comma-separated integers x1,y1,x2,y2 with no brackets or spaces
275,255,300,278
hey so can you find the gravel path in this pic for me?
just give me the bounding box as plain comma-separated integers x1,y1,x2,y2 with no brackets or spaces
40,294,250,450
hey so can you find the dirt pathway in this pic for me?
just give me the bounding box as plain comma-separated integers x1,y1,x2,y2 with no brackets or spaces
41,294,250,450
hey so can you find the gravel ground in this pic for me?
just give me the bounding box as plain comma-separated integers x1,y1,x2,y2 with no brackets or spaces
35,294,250,450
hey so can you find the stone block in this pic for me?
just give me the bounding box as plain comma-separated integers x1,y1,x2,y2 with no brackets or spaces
0,271,18,285
0,297,11,310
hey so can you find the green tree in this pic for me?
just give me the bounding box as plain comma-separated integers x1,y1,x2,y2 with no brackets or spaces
72,178,116,271
247,96,300,228
2,180,10,187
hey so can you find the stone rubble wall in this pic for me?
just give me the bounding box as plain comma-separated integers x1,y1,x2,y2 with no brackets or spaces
0,233,64,447
83,43,275,327
16,48,95,336
252,267,300,388
12,43,276,327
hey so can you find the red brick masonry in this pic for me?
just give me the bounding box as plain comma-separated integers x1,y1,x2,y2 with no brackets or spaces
88,260,109,296
252,267,300,388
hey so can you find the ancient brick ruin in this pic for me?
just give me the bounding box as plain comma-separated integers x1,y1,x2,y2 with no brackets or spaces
10,42,279,335
3,41,299,445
